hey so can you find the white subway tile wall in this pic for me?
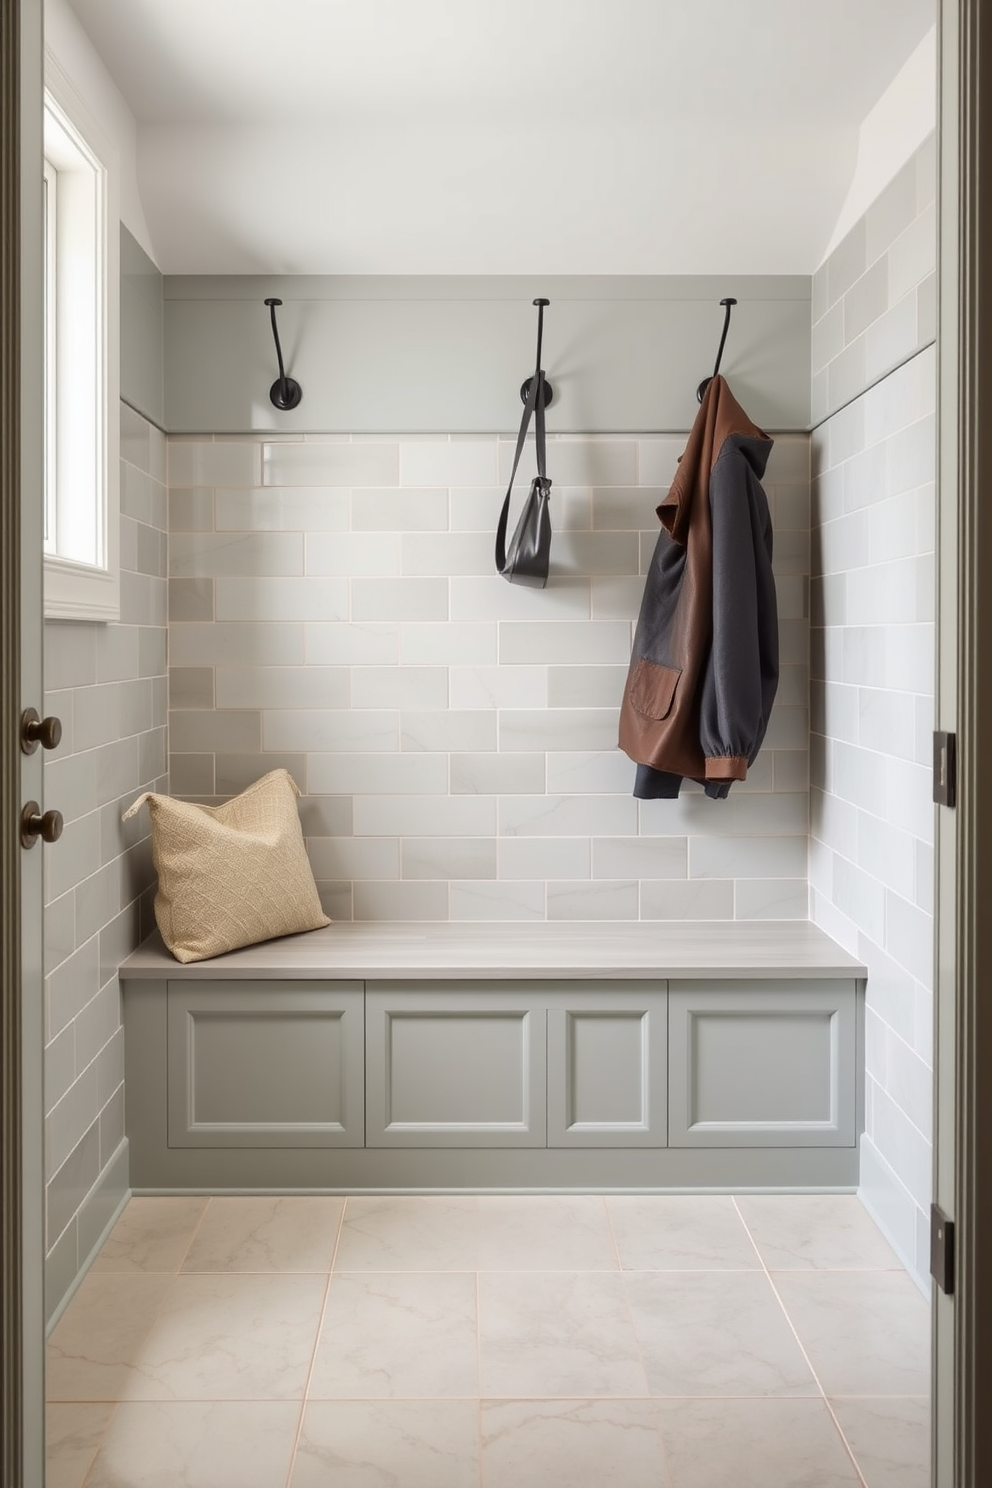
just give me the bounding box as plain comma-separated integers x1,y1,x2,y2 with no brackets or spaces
810,133,936,1293
43,403,169,1319
167,430,810,924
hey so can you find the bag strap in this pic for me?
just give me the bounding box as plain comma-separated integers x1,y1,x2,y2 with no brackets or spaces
495,357,550,572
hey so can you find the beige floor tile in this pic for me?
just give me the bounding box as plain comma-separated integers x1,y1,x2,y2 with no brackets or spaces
831,1396,930,1488
89,1198,209,1274
290,1400,479,1488
46,1274,173,1402
608,1196,761,1271
624,1271,818,1397
334,1195,480,1271
735,1195,902,1270
481,1398,670,1488
81,1402,300,1488
308,1270,478,1398
479,1271,647,1398
655,1398,863,1488
45,1403,115,1488
180,1195,344,1273
771,1271,930,1396
477,1195,618,1271
121,1273,326,1401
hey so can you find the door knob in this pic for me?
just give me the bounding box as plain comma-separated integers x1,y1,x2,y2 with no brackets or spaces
20,803,64,848
21,707,62,754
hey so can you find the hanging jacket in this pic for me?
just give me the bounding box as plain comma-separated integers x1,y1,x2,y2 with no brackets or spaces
618,375,778,800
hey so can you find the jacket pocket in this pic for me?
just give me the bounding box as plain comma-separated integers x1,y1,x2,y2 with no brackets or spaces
629,658,682,720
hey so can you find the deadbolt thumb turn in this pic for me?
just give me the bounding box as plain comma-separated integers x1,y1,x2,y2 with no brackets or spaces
21,803,64,849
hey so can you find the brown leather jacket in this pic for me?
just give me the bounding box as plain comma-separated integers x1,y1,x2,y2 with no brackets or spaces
618,376,778,800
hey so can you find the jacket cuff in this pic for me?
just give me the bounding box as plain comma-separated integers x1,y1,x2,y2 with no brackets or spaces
705,755,747,782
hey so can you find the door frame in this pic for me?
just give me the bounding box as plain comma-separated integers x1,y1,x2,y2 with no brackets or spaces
1,0,45,1484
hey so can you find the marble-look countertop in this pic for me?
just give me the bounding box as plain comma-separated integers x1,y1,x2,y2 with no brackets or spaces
119,920,867,982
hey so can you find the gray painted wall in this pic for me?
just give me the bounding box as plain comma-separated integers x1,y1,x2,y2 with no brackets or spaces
121,226,164,429
163,275,812,435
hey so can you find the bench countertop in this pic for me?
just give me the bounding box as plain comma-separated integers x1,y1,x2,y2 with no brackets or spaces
118,920,867,983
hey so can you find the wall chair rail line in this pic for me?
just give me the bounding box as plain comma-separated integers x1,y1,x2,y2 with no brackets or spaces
119,921,866,1193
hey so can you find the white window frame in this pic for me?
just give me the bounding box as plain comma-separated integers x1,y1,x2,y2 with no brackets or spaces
43,52,120,622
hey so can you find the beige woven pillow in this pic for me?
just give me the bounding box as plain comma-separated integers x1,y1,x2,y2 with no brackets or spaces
122,769,330,963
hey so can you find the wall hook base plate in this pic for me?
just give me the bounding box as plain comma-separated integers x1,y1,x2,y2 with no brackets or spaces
520,377,554,409
270,377,303,411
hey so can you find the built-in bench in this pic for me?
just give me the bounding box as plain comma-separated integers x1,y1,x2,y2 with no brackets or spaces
118,921,867,1193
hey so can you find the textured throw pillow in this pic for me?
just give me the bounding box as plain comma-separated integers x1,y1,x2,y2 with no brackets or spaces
122,769,330,963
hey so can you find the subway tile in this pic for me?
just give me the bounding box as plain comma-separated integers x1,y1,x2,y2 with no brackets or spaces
498,837,591,880
73,981,121,1076
827,335,868,413
811,301,845,377
499,438,637,489
640,877,735,920
546,750,634,794
401,710,496,752
169,440,261,487
169,532,303,579
353,794,496,837
45,750,98,827
169,755,215,796
94,625,139,687
732,791,808,836
120,570,167,629
95,737,141,811
215,754,308,796
810,787,859,860
637,437,686,486
498,708,619,753
887,415,935,498
865,293,921,385
400,439,496,487
735,878,809,920
863,344,935,447
870,1084,933,1210
169,577,214,622
885,756,935,845
45,623,97,692
121,463,167,528
858,687,918,761
401,533,492,576
263,441,398,487
351,666,448,710
47,1124,101,1247
826,217,867,308
46,814,103,907
843,442,887,514
306,532,400,576
215,488,350,533
592,836,687,880
449,664,547,710
216,666,350,710
591,486,666,530
773,483,811,533
308,836,400,882
548,880,639,920
402,838,497,881
451,881,546,919
450,574,592,622
264,711,398,754
917,270,937,346
590,575,649,620
843,258,889,344
400,622,496,666
353,881,449,920
44,890,76,977
547,664,628,708
450,752,545,795
304,623,398,666
298,795,353,838
811,261,830,323
168,710,261,754
45,1025,76,1114
46,1055,101,1182
764,437,811,485
308,752,446,796
169,668,214,711
75,863,123,952
499,794,638,837
499,621,629,666
138,628,168,681
121,402,153,473
119,680,153,737
833,854,887,945
771,530,809,576
448,486,507,533
866,154,919,265
352,577,448,622
548,485,595,532
887,202,937,304
168,487,214,532
762,705,809,751
689,835,807,880
170,622,303,667
884,1032,933,1142
554,532,640,576
352,487,448,531
216,576,348,622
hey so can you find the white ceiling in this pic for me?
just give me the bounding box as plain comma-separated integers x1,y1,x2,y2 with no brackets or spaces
65,0,935,276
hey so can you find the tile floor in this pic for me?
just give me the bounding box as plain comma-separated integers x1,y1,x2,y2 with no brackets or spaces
46,1193,930,1488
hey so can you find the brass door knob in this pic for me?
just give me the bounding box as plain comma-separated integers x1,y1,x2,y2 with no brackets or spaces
20,803,64,848
21,708,63,754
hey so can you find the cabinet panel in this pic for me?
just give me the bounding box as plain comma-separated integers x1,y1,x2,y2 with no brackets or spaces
668,980,857,1147
167,981,364,1148
546,985,667,1147
366,983,546,1147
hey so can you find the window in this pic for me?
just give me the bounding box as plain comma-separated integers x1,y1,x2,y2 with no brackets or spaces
43,55,120,621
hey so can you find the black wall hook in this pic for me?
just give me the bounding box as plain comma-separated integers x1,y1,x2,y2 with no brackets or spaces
696,297,737,403
520,297,554,409
264,297,303,411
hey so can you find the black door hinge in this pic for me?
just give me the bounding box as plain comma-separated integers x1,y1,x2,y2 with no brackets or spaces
933,731,957,807
930,1203,955,1295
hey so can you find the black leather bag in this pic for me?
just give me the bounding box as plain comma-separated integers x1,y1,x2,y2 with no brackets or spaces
495,367,552,588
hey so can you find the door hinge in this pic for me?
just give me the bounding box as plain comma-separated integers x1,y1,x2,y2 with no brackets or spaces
933,731,957,807
930,1203,955,1295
